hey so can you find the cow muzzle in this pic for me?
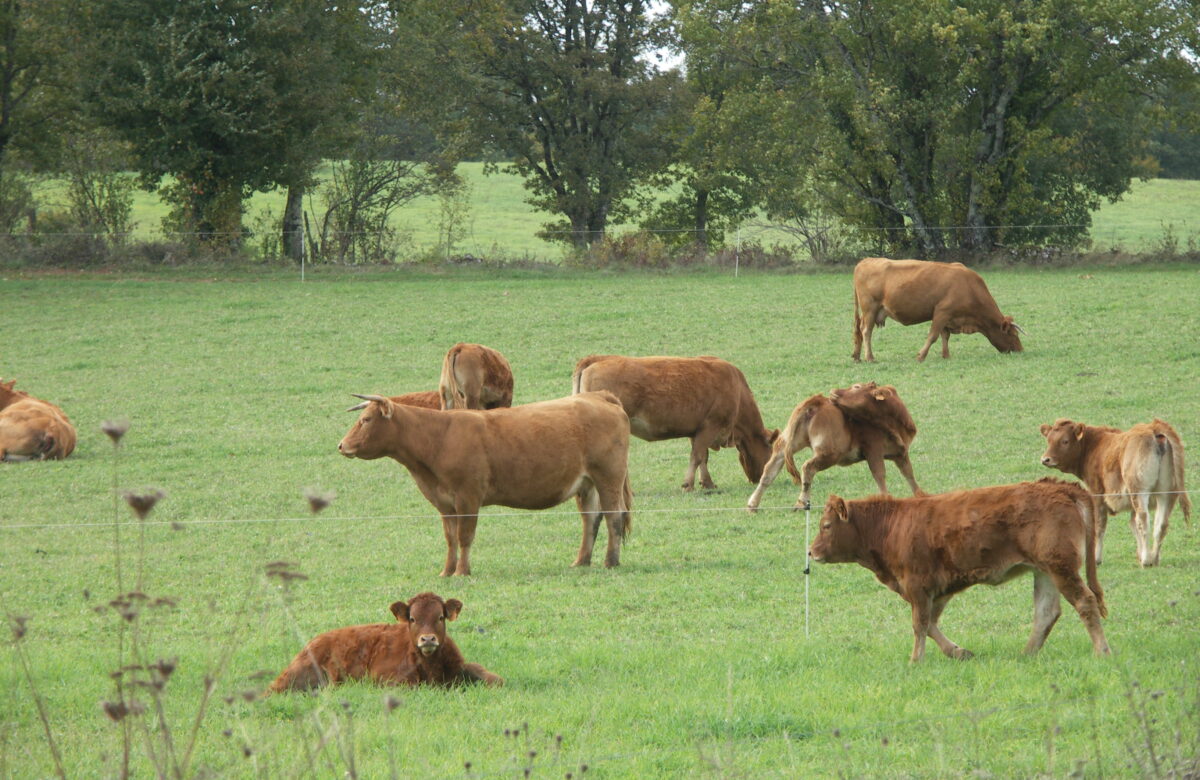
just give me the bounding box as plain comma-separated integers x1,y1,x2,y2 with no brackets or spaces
337,440,356,458
1040,456,1054,467
417,635,440,656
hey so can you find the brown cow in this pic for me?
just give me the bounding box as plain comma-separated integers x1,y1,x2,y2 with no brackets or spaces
572,355,778,491
746,382,921,512
439,343,514,410
810,479,1111,662
851,257,1024,362
1040,418,1191,567
339,391,632,575
0,378,76,461
268,592,503,693
390,390,441,410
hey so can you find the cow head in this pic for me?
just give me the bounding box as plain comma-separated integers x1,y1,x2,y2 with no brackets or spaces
337,394,396,459
737,428,781,483
809,495,856,564
389,592,463,657
988,316,1024,353
1039,419,1085,472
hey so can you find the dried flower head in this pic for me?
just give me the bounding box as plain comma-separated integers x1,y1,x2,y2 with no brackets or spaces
123,490,164,520
101,419,130,445
303,488,336,514
101,699,144,722
9,615,28,641
265,560,307,584
383,694,402,713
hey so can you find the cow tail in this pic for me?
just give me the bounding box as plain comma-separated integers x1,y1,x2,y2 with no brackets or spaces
1083,493,1107,619
852,285,862,351
571,364,584,395
1169,430,1191,524
439,347,464,409
622,472,633,538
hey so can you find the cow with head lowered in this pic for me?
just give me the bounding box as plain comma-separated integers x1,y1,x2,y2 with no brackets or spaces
338,391,632,575
268,592,502,693
852,257,1024,362
0,378,76,461
1040,418,1190,567
572,355,778,491
810,479,1111,662
747,382,921,512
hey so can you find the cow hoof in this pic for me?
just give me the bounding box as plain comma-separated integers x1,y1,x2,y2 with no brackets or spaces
571,560,592,567
746,504,759,514
793,500,811,512
952,648,974,661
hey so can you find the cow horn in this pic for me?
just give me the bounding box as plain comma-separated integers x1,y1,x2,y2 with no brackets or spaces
1012,322,1026,335
347,393,390,412
345,401,369,412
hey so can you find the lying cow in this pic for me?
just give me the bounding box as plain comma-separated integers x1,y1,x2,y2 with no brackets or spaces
572,355,778,491
810,479,1111,662
268,592,503,693
439,343,514,410
851,257,1024,362
390,390,441,410
0,378,76,461
1040,418,1191,567
339,391,632,575
747,382,921,512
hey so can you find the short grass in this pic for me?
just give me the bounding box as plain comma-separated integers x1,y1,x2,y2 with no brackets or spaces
1,265,1199,777
34,167,1200,260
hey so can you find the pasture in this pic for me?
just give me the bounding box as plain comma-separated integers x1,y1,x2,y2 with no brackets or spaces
1,265,1199,777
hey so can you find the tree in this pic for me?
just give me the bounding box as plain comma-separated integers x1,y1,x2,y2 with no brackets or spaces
84,0,372,247
421,0,672,249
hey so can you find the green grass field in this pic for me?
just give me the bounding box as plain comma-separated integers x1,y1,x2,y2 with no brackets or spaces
35,167,1200,260
2,265,1199,777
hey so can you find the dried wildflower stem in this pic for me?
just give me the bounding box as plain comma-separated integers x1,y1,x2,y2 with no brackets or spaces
4,610,67,780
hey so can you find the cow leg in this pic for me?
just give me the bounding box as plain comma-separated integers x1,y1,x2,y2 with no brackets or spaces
916,314,949,362
856,305,881,363
1147,493,1174,566
908,593,933,662
572,487,603,567
864,448,888,495
454,514,478,576
439,515,460,577
1129,494,1153,567
939,329,951,359
892,453,923,496
683,431,717,491
1095,506,1109,565
1023,570,1063,655
928,595,972,660
1046,568,1111,656
746,442,790,512
597,482,627,568
796,452,838,510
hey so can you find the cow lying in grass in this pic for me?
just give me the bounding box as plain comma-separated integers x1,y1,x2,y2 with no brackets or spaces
0,378,76,461
339,390,632,575
747,382,921,512
268,592,503,693
809,479,1111,662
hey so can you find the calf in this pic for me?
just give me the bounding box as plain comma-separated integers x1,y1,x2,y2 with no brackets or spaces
1040,418,1190,567
809,479,1111,662
572,354,778,491
747,382,921,512
339,391,632,575
0,378,76,461
439,343,514,410
268,592,503,692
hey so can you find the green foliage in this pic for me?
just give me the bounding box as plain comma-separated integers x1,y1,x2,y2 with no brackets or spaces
1,267,1199,776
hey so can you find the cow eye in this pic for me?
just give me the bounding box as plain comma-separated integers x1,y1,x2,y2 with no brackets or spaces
408,617,415,623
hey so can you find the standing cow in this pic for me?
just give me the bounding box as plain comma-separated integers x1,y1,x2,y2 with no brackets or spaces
852,257,1024,362
810,479,1111,662
1040,418,1190,567
747,382,921,512
439,343,514,410
572,355,777,491
339,391,632,575
0,378,76,461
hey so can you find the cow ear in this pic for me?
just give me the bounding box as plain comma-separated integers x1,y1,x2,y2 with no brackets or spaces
389,600,409,622
873,391,886,401
768,428,781,444
1039,423,1051,437
827,495,848,522
1073,423,1085,440
443,599,463,621
378,399,395,419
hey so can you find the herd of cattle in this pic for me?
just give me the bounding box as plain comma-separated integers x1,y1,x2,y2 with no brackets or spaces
6,258,1194,685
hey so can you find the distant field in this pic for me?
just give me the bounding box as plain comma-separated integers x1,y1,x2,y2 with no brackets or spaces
2,266,1198,777
34,167,1200,260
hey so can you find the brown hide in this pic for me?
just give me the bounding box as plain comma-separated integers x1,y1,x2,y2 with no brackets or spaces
572,354,777,490
268,592,502,693
809,479,1110,662
391,390,442,410
439,343,514,410
0,379,76,461
338,391,632,575
851,257,1023,362
746,385,921,512
1040,418,1190,567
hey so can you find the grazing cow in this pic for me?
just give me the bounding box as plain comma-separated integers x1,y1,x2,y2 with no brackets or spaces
339,391,632,575
268,592,503,693
0,379,76,461
851,257,1024,362
1040,418,1191,567
439,343,514,410
572,355,778,491
810,479,1111,662
747,382,921,512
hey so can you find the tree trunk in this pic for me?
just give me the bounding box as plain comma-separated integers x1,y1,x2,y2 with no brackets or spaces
694,189,709,249
282,185,304,262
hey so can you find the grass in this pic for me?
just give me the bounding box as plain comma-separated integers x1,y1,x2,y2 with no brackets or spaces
1,265,1199,777
34,166,1200,260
